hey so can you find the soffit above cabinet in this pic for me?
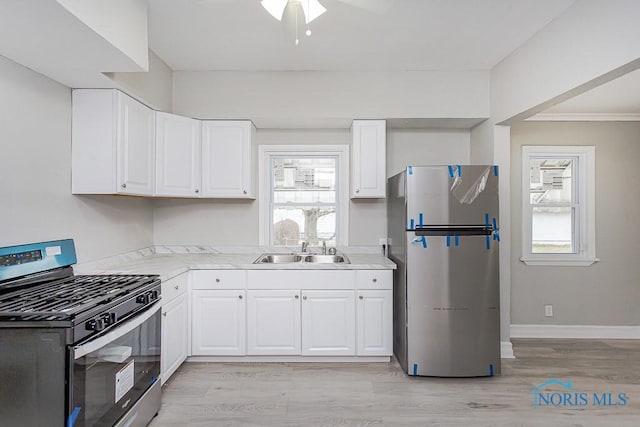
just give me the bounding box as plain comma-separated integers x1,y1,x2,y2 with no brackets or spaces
0,0,148,88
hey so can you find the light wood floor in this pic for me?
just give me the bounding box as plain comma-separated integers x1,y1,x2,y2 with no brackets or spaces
149,339,640,426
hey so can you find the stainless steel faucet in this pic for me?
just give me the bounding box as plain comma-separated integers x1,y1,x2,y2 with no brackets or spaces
322,240,327,255
301,241,308,253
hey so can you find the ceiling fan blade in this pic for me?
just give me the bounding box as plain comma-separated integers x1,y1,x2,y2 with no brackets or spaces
261,0,289,20
336,0,394,15
300,0,327,24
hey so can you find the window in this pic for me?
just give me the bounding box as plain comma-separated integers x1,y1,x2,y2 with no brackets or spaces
259,145,349,247
521,146,597,266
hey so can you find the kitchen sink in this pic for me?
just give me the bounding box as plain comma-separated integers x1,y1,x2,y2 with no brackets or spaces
303,255,349,264
254,254,304,264
253,253,349,264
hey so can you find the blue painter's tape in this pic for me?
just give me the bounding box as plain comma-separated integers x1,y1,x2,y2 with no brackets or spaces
448,165,454,178
485,234,491,250
457,165,462,177
493,165,499,176
484,213,490,228
419,212,424,228
492,217,497,229
421,236,428,248
408,165,413,175
67,407,81,427
489,364,494,376
446,235,451,247
454,234,459,246
413,363,418,376
409,218,415,230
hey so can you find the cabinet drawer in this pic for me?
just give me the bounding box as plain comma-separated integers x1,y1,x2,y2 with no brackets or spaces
161,273,188,304
355,270,392,290
192,270,246,290
247,270,355,290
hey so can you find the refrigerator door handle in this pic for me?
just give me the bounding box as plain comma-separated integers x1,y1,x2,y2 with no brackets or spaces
412,226,493,236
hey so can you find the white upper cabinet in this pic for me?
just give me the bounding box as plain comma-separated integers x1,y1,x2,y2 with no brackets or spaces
350,120,386,198
201,120,255,199
155,112,201,197
72,89,155,196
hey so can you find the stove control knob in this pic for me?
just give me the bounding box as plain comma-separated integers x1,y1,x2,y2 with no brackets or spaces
86,317,105,331
136,294,150,304
150,290,159,301
101,312,116,327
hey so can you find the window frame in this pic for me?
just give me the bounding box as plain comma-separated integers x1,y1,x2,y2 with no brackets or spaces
259,145,349,247
521,145,598,266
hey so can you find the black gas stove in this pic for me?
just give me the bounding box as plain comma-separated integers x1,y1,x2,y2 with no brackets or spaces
0,239,162,427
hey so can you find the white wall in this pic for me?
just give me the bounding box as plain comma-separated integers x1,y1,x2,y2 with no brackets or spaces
0,55,153,262
510,121,640,326
106,50,173,111
173,70,489,127
153,128,470,246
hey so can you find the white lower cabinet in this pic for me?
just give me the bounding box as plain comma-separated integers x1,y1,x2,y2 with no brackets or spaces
191,290,246,355
161,274,189,385
301,290,356,356
247,290,301,355
161,293,188,384
356,290,393,356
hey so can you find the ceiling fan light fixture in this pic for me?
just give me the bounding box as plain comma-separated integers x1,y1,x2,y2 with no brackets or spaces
300,0,326,24
260,0,289,21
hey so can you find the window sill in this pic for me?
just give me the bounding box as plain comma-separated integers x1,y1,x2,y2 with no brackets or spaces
520,257,599,267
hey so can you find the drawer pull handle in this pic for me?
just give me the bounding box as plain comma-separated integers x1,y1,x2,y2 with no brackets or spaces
302,296,307,300
295,295,299,299
238,295,243,299
162,312,167,316
216,278,220,283
174,285,179,290
359,295,364,300
372,278,377,283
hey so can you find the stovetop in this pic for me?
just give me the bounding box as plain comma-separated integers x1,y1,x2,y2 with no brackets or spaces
0,274,159,321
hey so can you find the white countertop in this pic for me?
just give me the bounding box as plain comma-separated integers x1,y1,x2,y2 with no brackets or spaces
75,247,396,282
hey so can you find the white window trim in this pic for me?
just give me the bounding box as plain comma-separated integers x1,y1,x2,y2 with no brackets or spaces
521,145,598,266
259,145,349,247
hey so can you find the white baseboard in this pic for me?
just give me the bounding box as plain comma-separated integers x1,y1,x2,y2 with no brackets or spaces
511,324,640,339
501,341,515,359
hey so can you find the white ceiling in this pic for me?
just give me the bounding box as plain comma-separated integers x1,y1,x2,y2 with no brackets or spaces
148,0,576,71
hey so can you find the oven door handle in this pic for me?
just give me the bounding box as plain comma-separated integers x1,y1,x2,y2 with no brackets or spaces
73,302,161,360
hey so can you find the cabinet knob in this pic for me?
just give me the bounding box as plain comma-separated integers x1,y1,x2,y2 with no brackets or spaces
121,183,127,189
243,189,247,195
302,295,307,300
174,285,179,290
162,312,167,316
195,189,199,194
356,189,360,194
295,295,299,299
238,294,243,299
359,295,364,300
372,278,377,283
216,278,220,283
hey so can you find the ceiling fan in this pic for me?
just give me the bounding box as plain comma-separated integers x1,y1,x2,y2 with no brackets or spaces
195,0,393,45
260,0,393,45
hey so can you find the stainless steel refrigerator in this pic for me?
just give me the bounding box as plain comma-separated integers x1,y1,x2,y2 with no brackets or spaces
388,165,500,377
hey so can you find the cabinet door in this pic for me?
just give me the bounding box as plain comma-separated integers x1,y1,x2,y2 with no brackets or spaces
117,92,155,195
155,112,201,197
247,290,301,355
301,290,356,356
351,120,386,198
356,290,393,356
192,290,246,356
201,121,254,198
161,293,188,385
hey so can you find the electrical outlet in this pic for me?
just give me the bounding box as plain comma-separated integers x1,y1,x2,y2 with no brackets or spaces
379,238,388,245
544,305,553,317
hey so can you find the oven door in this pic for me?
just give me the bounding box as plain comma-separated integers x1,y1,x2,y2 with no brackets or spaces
70,303,161,427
